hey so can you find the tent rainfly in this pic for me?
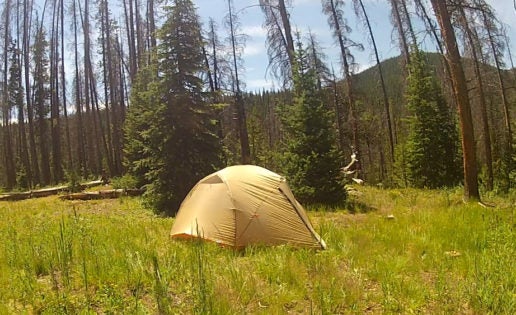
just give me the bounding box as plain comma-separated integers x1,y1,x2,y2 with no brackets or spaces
170,165,326,249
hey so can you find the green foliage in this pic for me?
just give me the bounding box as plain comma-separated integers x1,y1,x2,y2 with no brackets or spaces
15,161,29,190
65,169,82,193
395,51,462,188
111,174,140,190
280,40,345,205
124,0,223,216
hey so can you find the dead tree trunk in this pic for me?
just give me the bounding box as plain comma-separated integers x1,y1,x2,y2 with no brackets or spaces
430,0,480,201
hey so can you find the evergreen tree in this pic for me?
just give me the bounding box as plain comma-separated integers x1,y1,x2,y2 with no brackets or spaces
281,39,345,205
399,51,462,188
125,0,223,215
8,42,31,189
124,65,159,188
32,25,52,186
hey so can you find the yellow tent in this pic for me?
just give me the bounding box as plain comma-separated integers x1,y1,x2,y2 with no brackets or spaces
170,165,326,249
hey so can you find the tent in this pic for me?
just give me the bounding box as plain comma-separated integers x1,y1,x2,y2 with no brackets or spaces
170,165,326,249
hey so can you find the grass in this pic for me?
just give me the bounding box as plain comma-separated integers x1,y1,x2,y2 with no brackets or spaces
0,186,514,314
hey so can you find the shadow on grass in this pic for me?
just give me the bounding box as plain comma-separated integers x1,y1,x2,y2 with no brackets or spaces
344,199,377,214
305,199,376,214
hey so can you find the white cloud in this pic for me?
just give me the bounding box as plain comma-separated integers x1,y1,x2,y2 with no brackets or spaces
246,79,275,91
293,0,319,5
241,25,267,37
243,42,265,56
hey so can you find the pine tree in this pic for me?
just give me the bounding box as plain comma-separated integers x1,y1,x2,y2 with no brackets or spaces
32,25,52,186
400,51,462,188
281,39,345,205
124,65,159,189
125,0,223,215
8,42,31,188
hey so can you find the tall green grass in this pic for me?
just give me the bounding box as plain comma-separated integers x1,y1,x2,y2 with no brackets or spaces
0,187,514,313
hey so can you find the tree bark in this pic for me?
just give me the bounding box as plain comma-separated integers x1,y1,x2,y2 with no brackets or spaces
356,0,395,162
430,0,480,201
325,0,362,176
459,5,493,190
480,6,513,164
227,0,251,164
73,0,86,177
277,0,295,68
23,0,40,185
60,0,73,172
390,0,411,65
50,0,63,183
2,0,17,188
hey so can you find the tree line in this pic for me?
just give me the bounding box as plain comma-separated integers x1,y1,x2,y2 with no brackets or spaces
0,0,514,214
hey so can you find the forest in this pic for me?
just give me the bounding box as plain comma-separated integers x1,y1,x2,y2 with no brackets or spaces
0,0,515,214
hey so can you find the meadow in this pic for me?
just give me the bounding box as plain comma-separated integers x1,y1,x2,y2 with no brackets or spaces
0,186,514,314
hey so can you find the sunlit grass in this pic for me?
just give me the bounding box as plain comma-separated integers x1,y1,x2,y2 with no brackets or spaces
0,187,514,313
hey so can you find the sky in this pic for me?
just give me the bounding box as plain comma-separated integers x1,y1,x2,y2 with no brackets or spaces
194,0,516,91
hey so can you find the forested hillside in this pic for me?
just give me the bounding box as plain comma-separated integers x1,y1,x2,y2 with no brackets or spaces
0,0,514,214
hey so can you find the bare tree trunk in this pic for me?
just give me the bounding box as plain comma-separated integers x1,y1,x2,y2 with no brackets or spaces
60,0,72,173
2,0,17,189
89,60,113,175
80,0,102,175
73,0,86,177
331,69,346,150
227,0,251,164
202,45,215,93
399,0,417,48
123,0,137,80
100,0,116,176
79,0,91,177
355,0,395,162
260,0,295,83
23,0,40,185
324,0,362,176
50,0,63,183
210,20,220,91
414,0,454,103
135,0,144,69
390,0,411,65
430,0,480,201
480,6,513,163
277,0,294,68
146,0,157,63
459,6,493,190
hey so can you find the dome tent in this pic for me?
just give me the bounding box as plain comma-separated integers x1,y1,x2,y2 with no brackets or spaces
170,165,326,249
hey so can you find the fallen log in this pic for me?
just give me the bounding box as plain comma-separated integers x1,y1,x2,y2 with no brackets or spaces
0,180,106,201
59,188,144,201
0,192,32,201
80,180,105,189
30,186,69,198
0,179,143,202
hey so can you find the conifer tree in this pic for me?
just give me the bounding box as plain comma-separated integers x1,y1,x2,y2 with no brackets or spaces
125,0,223,215
8,42,31,188
399,51,462,188
32,25,52,186
281,39,345,205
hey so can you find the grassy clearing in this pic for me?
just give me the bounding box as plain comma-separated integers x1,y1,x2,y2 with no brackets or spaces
0,187,514,314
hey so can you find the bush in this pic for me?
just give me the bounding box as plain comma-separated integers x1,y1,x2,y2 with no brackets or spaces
111,174,140,190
